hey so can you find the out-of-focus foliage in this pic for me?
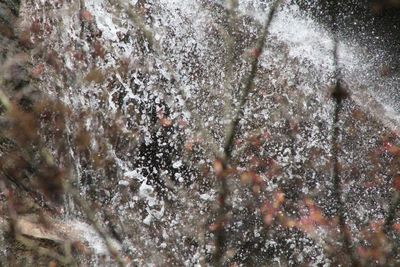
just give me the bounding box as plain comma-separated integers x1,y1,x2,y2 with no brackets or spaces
0,0,400,266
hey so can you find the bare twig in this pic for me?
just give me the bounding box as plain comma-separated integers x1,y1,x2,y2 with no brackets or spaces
330,4,359,267
212,1,282,266
223,0,280,162
221,0,238,119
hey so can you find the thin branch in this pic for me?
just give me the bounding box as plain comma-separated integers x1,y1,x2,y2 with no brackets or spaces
223,0,280,162
221,0,238,120
212,1,282,266
331,92,358,266
330,4,359,267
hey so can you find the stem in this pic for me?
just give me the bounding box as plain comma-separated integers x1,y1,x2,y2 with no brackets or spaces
213,1,282,265
222,0,280,161
331,94,358,267
330,4,359,267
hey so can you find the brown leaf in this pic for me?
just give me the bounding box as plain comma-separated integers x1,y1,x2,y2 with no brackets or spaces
15,217,63,242
75,129,91,151
240,172,253,185
93,42,105,58
30,20,41,34
72,241,91,255
0,23,14,38
85,68,105,83
393,176,400,191
249,47,262,58
46,51,61,73
36,165,65,204
19,30,34,48
213,159,224,177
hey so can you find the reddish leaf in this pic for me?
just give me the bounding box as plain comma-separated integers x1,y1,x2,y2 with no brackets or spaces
72,241,91,255
177,118,188,128
85,68,104,83
31,63,45,78
249,47,262,58
80,10,93,22
46,51,61,72
393,223,400,232
209,221,224,232
261,191,285,225
159,117,172,128
383,141,400,156
393,176,400,191
30,20,41,34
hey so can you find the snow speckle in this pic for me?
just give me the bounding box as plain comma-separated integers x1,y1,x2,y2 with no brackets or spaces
172,160,183,169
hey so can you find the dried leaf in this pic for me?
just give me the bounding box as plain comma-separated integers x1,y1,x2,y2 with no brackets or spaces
393,176,400,191
93,42,106,58
85,68,105,83
213,159,224,176
15,217,63,242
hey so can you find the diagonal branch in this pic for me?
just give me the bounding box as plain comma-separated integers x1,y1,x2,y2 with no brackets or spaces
222,0,281,162
212,1,282,266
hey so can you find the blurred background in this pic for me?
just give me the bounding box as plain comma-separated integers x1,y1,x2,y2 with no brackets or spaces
296,0,400,71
